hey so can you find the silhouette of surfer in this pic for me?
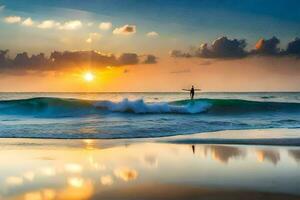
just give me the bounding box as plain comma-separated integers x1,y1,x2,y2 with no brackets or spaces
182,86,201,100
190,86,195,100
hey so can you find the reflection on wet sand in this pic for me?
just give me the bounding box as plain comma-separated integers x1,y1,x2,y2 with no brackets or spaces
64,163,83,173
24,189,56,200
23,171,35,182
256,149,280,165
289,150,300,163
114,167,138,182
14,178,94,200
142,153,158,168
0,140,300,200
101,175,114,186
200,145,246,163
5,176,23,186
56,178,94,200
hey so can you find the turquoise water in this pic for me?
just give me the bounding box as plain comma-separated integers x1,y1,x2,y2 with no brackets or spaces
0,92,300,139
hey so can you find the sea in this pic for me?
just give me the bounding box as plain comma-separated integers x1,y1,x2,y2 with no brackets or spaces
0,92,300,139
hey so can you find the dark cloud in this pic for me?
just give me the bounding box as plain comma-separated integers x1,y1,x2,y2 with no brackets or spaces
171,37,247,59
171,36,300,59
284,37,300,56
201,37,247,58
252,36,280,55
0,50,9,64
50,50,118,66
143,55,157,64
118,53,139,65
0,50,156,74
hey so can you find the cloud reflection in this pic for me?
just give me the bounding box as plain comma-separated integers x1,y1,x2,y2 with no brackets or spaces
64,163,83,173
40,167,56,176
288,150,300,163
57,178,93,200
101,175,113,186
142,154,158,168
23,171,35,181
68,177,84,188
24,189,56,200
256,149,280,165
114,167,138,182
203,145,246,164
5,176,23,186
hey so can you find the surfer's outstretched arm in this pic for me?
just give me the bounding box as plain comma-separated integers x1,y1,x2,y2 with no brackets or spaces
182,89,190,91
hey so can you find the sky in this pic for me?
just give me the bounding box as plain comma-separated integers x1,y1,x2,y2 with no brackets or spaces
0,0,300,92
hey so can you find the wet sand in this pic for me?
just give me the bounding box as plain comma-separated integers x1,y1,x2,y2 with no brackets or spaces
91,184,300,200
1,129,300,200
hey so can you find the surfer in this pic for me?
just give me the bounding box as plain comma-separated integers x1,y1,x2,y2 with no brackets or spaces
182,86,201,100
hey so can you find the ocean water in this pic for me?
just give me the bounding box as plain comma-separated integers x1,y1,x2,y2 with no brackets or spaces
0,92,300,139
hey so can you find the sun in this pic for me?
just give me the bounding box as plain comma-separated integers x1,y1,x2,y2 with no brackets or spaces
83,72,94,82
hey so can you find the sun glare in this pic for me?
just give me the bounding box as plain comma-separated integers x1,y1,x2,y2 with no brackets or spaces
84,72,94,82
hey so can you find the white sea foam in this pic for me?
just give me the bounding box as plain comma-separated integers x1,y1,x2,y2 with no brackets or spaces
93,98,211,114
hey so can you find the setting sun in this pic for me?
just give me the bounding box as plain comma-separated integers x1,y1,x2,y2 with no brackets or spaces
83,72,94,82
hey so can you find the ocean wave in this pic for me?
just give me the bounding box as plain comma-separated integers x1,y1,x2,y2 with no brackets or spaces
1,97,300,117
93,98,211,114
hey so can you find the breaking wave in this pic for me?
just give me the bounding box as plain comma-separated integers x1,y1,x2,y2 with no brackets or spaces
0,97,300,117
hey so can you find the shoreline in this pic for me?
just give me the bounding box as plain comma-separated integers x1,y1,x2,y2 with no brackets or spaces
0,128,299,147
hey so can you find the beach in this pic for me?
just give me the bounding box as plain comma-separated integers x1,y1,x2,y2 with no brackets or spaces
1,128,300,200
2,0,300,199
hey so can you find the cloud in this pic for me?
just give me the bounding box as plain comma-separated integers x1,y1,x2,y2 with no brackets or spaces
171,36,300,59
22,17,34,26
284,37,300,56
113,24,136,35
4,16,21,24
0,50,9,64
118,53,139,65
198,37,247,58
252,36,280,55
0,50,157,74
59,20,82,30
143,55,157,64
170,37,247,58
5,17,84,31
86,33,101,43
170,50,192,58
37,20,57,29
99,22,112,30
146,31,159,37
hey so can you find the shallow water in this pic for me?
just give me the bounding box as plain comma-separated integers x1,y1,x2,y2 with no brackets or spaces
0,138,300,199
0,92,300,139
